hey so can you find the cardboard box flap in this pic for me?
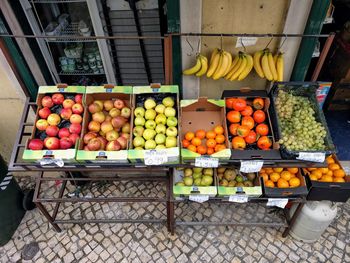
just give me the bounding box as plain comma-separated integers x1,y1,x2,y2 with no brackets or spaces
222,87,268,99
133,85,179,94
86,85,132,94
38,85,85,94
181,98,224,111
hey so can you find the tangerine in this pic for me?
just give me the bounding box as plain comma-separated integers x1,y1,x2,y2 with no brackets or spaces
191,137,202,146
214,125,224,135
311,170,322,179
326,170,333,177
273,168,283,173
320,168,329,174
215,134,225,144
309,174,318,181
333,169,345,178
214,144,226,152
270,172,280,182
265,180,275,188
187,145,197,153
287,168,298,174
289,177,301,187
195,129,206,139
326,156,335,164
329,163,340,171
265,168,274,175
333,177,345,183
260,168,266,174
207,147,215,155
197,145,207,155
206,139,217,148
260,173,269,182
280,171,292,181
182,139,190,148
206,131,216,139
277,178,289,188
185,132,195,141
320,175,333,182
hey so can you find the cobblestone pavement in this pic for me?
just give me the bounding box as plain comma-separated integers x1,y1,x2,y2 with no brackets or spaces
0,177,349,263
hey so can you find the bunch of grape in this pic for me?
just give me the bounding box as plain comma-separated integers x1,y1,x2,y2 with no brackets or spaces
275,90,327,151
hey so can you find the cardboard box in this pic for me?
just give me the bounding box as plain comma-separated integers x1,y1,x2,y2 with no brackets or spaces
303,155,350,202
222,88,281,160
180,98,231,163
128,85,180,164
173,168,217,198
22,85,85,163
76,85,132,163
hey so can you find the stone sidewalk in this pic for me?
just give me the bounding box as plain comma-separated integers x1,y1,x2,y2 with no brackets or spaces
0,178,349,263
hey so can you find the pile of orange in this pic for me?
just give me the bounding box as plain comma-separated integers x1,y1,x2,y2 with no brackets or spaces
303,155,347,183
259,167,301,188
182,125,226,155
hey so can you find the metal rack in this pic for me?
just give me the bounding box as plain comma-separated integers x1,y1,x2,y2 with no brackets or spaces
44,23,96,43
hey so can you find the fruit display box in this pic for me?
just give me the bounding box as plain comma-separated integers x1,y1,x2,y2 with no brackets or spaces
23,85,85,163
269,82,336,160
173,168,218,198
128,85,180,164
180,98,231,163
262,169,308,197
303,155,350,202
76,85,132,163
222,89,281,160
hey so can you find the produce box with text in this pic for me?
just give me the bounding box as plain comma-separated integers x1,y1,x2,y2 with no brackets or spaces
76,85,132,163
23,85,85,162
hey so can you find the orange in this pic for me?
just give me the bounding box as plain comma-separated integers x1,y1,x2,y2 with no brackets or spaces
333,177,345,183
280,171,292,181
289,177,301,187
320,168,329,174
207,147,215,155
311,170,322,179
185,132,195,141
260,168,266,174
320,175,333,182
287,168,298,174
273,168,283,173
326,156,335,164
214,125,224,135
206,131,216,139
187,145,197,153
270,172,280,183
206,139,217,148
265,168,274,175
309,174,318,181
182,139,190,148
328,163,340,171
214,144,226,152
333,169,345,178
277,178,289,188
191,137,202,146
215,134,225,144
326,170,333,177
195,129,206,139
260,173,269,183
197,145,207,155
265,180,275,188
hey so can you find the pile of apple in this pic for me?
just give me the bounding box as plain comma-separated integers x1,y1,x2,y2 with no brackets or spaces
28,93,84,150
83,98,131,151
132,96,178,150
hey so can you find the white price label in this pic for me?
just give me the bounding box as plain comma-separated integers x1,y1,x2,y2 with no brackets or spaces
189,195,209,203
229,195,248,203
195,157,219,168
267,198,288,208
240,160,264,173
40,158,64,167
236,37,258,48
297,152,325,163
144,150,168,165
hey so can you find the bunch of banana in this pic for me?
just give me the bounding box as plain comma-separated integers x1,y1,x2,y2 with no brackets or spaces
224,51,254,81
183,54,208,77
253,48,284,82
206,49,232,80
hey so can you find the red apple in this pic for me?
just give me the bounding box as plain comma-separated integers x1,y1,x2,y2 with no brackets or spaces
60,108,72,120
69,133,79,145
111,116,126,129
36,119,49,131
83,132,97,144
44,137,49,145
28,139,44,150
58,128,70,139
88,121,100,132
63,99,75,109
92,112,105,123
103,100,114,111
75,94,83,104
106,130,119,141
38,107,51,119
121,107,131,119
44,137,60,150
121,133,130,140
116,136,127,150
46,125,59,137
69,123,82,134
105,115,112,122
60,137,73,149
121,123,130,133
70,114,83,124
41,96,54,108
96,136,108,150
88,103,102,114
47,113,61,126
83,146,89,150
72,103,84,114
87,138,101,151
101,121,113,134
106,140,121,151
113,99,125,109
52,93,64,105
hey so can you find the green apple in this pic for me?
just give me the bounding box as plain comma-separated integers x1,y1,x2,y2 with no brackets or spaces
133,136,145,147
155,114,167,125
155,124,166,134
176,182,185,186
165,136,177,148
145,109,157,120
162,97,174,107
164,107,176,117
144,98,156,109
193,168,203,173
166,127,178,137
134,146,144,150
145,139,156,150
184,168,193,177
203,168,214,176
155,134,166,144
134,116,145,126
155,144,166,150
184,177,193,186
143,129,156,140
194,178,202,186
201,175,213,186
133,126,144,137
145,120,156,129
155,104,166,114
166,116,178,127
193,173,202,179
134,107,145,117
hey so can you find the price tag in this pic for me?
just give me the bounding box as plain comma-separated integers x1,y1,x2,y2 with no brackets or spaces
267,198,288,209
229,195,248,203
40,158,64,167
297,152,325,163
189,195,209,203
195,157,219,168
236,37,258,48
144,150,168,165
240,160,264,173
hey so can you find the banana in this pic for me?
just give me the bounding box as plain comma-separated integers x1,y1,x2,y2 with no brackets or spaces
273,54,278,65
183,55,202,75
222,51,233,77
276,53,284,82
209,48,219,65
261,51,273,81
230,54,247,81
238,54,253,81
213,51,230,80
267,51,278,81
225,55,239,78
195,55,208,77
226,53,242,80
206,50,221,78
253,50,265,78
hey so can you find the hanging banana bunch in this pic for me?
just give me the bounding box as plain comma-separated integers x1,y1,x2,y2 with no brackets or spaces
183,54,208,76
253,48,284,82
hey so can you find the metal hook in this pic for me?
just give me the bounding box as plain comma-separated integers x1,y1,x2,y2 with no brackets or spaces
220,34,223,50
264,35,274,50
186,36,194,56
278,34,287,53
197,37,201,55
240,37,246,52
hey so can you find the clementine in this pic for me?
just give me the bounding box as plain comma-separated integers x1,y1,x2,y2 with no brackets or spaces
185,132,195,141
187,145,197,153
197,145,207,155
214,125,224,135
206,139,217,148
195,129,206,139
191,137,202,146
215,134,225,144
206,131,216,139
182,139,190,148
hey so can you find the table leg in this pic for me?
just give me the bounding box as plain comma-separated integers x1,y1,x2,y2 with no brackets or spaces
282,201,305,238
35,202,62,232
